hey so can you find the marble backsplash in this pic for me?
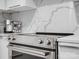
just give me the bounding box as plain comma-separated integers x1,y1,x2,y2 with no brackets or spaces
25,1,77,33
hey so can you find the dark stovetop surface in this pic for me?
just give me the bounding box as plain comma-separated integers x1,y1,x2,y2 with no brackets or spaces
36,32,74,36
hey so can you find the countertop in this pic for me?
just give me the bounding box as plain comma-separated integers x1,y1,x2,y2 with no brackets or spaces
0,33,79,44
0,33,62,37
57,34,79,43
0,33,12,37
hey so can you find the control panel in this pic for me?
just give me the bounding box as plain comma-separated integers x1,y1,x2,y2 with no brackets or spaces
8,35,57,49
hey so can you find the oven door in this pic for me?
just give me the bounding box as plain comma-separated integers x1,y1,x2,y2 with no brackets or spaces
8,44,55,59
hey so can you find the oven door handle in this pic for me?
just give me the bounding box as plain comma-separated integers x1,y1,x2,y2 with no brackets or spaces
8,45,51,58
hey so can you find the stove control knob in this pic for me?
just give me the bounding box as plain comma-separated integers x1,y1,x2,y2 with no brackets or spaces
8,38,11,40
12,38,16,40
47,41,51,45
38,40,43,44
46,40,51,45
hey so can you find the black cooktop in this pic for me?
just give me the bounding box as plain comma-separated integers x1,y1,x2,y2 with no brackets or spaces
36,32,74,36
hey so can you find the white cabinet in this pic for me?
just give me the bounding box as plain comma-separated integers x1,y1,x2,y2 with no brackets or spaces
0,37,9,59
0,0,5,10
6,0,36,11
58,42,79,59
74,1,79,24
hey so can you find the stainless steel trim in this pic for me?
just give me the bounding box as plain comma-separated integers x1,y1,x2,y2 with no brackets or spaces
8,45,50,58
9,5,20,8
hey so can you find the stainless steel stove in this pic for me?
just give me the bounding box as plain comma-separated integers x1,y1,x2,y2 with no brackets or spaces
8,33,73,59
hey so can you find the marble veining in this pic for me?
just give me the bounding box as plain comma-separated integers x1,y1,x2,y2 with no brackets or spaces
44,6,73,32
